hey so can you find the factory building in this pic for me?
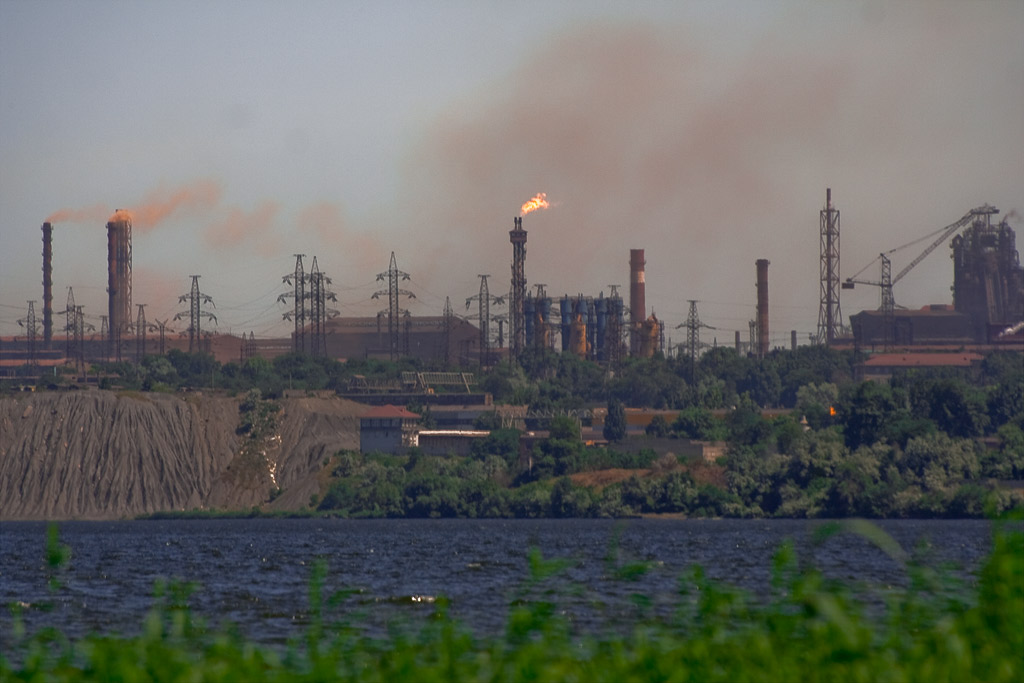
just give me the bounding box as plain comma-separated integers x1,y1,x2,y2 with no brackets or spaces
952,215,1024,343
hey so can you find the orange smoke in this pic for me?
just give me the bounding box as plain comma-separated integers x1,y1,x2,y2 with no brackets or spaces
520,192,550,216
130,180,222,232
108,209,132,224
45,179,222,231
46,204,111,224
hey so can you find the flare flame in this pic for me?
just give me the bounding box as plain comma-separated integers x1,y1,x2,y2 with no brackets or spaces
520,193,549,216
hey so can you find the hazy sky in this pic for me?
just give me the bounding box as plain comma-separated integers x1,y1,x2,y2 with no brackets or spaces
2,0,1022,348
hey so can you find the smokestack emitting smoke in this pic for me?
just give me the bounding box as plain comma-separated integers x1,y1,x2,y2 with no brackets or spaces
630,249,646,356
756,258,769,359
45,179,222,231
106,211,132,360
510,216,527,358
41,222,52,349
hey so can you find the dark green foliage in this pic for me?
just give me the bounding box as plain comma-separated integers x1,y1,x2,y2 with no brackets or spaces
603,399,627,442
673,405,724,441
645,414,670,437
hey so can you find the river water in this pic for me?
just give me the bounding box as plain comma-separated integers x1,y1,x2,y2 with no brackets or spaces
0,518,1000,645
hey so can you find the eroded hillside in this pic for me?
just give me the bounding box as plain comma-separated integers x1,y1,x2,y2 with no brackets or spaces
0,391,364,520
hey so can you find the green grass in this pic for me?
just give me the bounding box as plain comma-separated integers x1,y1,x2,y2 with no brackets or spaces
3,521,1022,682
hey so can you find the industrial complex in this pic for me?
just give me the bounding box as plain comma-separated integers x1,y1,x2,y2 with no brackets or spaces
3,189,1022,376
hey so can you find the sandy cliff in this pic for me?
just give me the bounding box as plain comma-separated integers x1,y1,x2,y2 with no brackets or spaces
0,391,364,520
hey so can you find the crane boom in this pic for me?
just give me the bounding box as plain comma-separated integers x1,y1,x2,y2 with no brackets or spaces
890,204,998,285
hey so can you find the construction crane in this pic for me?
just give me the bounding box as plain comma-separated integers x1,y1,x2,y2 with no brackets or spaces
843,204,998,349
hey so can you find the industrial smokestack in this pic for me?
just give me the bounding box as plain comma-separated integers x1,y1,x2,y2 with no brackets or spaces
41,222,53,350
756,259,770,358
629,249,646,355
509,216,527,359
106,212,132,361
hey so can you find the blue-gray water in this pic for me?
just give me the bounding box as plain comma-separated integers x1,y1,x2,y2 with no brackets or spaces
0,518,998,644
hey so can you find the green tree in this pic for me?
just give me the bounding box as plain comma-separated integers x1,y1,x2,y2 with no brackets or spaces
604,399,627,442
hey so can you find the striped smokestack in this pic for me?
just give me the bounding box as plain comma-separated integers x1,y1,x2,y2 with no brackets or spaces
629,249,645,355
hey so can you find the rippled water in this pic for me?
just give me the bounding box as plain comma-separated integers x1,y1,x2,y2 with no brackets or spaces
0,518,997,644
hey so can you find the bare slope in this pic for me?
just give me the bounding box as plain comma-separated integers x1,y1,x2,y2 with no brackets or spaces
0,391,364,520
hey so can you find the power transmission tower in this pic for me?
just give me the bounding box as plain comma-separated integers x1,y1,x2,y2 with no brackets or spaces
466,274,504,366
63,287,76,359
174,276,216,353
372,252,415,361
74,306,87,376
17,301,38,367
279,254,307,353
136,304,148,362
676,300,717,382
153,319,171,355
307,256,338,357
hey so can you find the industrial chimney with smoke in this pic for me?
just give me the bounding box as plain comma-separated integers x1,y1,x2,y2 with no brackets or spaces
41,222,53,350
629,249,646,356
509,216,527,359
106,211,132,360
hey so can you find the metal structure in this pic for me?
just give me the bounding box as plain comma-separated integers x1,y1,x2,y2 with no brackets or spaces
154,319,171,356
952,213,1024,341
64,287,76,359
73,306,86,375
509,217,527,361
307,257,338,357
442,296,454,367
465,274,504,366
605,285,625,363
174,276,216,353
279,254,337,356
844,204,999,348
17,301,38,366
372,252,415,360
676,300,714,382
41,222,53,349
629,249,646,356
817,188,842,345
755,259,770,358
106,212,132,361
281,254,307,353
135,304,148,362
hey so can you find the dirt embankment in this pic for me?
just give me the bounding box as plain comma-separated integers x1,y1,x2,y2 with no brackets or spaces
0,391,365,520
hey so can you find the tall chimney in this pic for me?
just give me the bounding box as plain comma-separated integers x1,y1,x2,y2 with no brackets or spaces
629,249,646,355
509,216,527,360
41,222,53,349
107,220,119,359
756,259,770,358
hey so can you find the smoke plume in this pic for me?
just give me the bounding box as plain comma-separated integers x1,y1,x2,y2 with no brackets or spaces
46,179,223,232
205,201,280,255
295,202,388,271
400,22,851,311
